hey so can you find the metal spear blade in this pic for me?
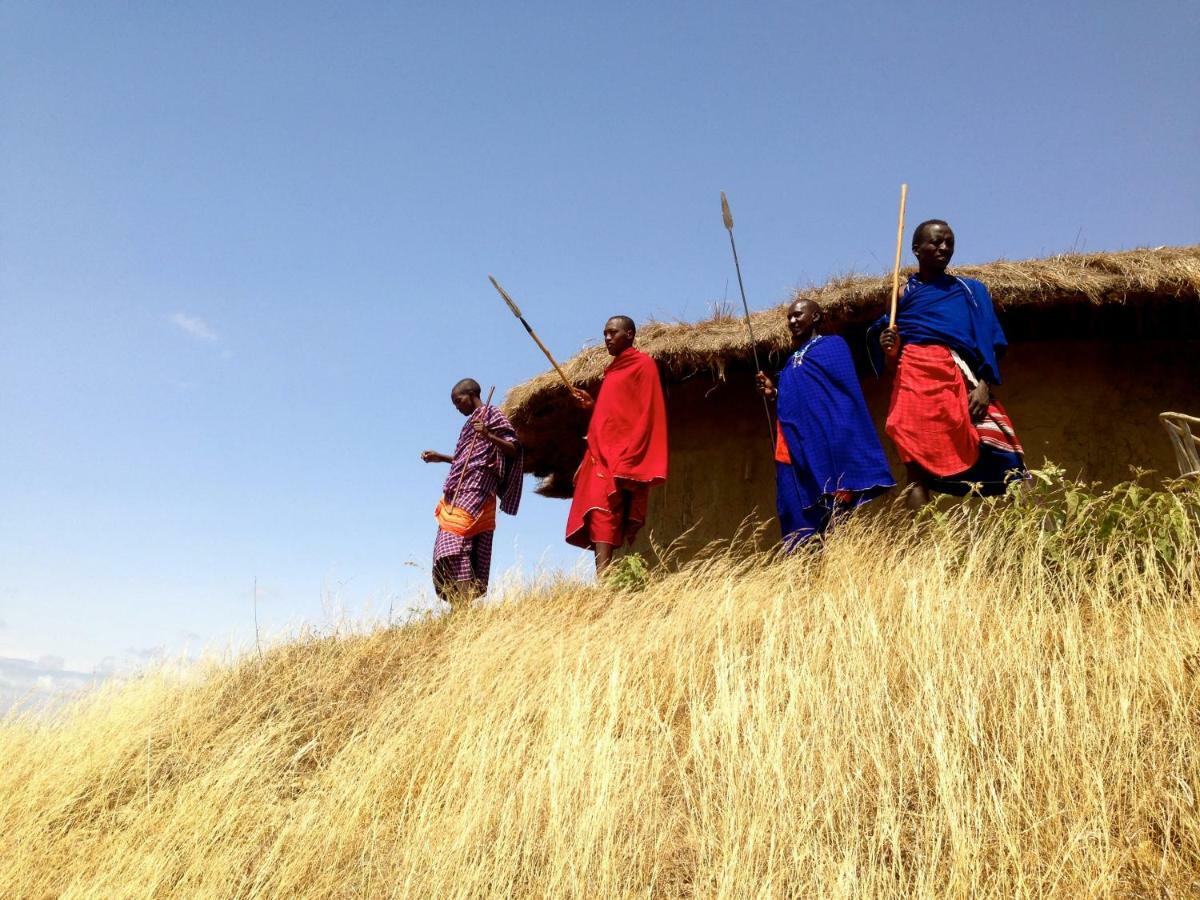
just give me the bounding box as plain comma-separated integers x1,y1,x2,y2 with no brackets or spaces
489,275,523,319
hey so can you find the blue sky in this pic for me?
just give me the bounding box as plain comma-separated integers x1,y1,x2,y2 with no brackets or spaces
2,1,1197,700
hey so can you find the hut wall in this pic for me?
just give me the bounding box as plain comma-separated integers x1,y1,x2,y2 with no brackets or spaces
980,340,1198,482
632,339,1199,555
633,374,778,554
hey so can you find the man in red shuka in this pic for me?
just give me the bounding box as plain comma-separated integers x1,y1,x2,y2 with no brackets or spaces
565,316,668,574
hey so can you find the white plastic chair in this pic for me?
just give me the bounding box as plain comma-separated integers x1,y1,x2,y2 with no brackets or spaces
1159,412,1200,477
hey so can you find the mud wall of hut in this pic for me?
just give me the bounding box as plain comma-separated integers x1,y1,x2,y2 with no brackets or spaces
631,339,1199,554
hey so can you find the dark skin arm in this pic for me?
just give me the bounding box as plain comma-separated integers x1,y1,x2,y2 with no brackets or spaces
754,371,777,400
472,420,519,459
967,382,991,420
420,450,453,464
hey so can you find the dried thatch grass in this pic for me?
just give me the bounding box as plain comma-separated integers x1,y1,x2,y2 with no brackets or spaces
503,245,1200,484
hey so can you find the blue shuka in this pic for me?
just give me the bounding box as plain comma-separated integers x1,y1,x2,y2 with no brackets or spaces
775,334,895,546
866,274,1007,384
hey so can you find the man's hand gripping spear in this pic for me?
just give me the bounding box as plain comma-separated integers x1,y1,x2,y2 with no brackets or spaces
879,183,908,361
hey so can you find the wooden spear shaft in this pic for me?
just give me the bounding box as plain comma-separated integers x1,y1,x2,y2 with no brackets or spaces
489,276,574,391
721,191,777,450
888,183,909,326
449,385,496,510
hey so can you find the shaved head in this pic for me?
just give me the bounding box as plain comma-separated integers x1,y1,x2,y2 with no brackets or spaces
603,316,636,357
785,296,822,346
912,220,955,275
606,315,636,336
449,378,482,416
912,219,951,248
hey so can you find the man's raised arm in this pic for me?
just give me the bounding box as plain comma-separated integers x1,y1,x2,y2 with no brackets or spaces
471,420,520,460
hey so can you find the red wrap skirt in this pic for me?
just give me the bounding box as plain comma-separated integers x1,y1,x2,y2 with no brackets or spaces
886,344,1022,478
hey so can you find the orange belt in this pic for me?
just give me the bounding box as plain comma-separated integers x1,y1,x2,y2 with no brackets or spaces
435,496,496,537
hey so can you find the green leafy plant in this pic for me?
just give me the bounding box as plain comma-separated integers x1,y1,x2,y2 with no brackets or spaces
918,463,1200,575
605,552,651,592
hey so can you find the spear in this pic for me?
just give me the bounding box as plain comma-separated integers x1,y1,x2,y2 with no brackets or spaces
449,385,496,511
720,191,776,449
888,183,909,326
489,276,573,392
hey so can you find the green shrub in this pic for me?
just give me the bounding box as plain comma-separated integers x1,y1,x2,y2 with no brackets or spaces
919,464,1200,575
605,552,651,592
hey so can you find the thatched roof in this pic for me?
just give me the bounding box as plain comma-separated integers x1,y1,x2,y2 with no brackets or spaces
505,245,1200,494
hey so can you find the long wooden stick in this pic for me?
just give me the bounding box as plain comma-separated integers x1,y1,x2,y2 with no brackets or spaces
721,191,776,450
449,385,495,510
489,276,573,391
888,183,909,325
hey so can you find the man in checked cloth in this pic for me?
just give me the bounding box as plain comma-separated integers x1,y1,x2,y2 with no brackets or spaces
868,219,1027,509
421,378,523,607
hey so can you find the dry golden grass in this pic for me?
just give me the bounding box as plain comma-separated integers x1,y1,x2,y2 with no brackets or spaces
3,509,1200,897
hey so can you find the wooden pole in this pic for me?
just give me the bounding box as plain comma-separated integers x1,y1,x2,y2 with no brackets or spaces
489,276,574,391
721,191,777,450
449,385,496,510
888,183,909,326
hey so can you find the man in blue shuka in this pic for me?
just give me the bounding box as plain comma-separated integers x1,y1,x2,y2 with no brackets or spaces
756,298,896,546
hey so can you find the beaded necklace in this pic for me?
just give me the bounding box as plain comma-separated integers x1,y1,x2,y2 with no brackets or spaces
789,334,823,367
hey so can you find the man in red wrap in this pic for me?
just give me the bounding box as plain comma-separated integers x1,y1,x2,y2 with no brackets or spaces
565,316,668,573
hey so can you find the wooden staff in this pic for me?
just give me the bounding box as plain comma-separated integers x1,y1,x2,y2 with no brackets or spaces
888,183,909,326
721,191,776,450
489,276,573,391
449,385,495,510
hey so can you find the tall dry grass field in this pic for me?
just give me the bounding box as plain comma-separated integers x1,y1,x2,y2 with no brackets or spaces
3,489,1199,897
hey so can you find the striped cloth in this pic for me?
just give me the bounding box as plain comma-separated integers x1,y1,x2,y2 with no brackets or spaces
432,405,522,592
949,350,1024,457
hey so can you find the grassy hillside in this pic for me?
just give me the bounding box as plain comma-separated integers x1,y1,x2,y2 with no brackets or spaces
4,477,1200,898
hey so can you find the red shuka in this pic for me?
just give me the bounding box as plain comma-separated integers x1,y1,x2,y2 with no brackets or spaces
886,342,1023,478
565,347,668,549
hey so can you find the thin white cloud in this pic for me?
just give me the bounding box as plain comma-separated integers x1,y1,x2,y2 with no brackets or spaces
169,312,219,342
0,656,102,714
124,645,165,661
